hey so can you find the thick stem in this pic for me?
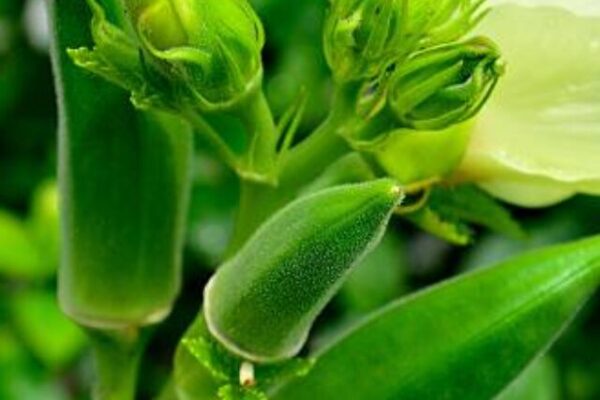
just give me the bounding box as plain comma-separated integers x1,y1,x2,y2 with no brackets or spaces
88,327,149,400
226,84,359,255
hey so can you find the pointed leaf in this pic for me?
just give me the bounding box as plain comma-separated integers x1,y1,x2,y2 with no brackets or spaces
0,210,48,279
428,184,524,238
273,235,600,400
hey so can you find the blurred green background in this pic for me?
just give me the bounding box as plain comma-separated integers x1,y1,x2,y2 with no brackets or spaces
0,0,598,399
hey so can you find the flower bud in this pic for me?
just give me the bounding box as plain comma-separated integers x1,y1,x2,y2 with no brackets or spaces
388,37,502,131
323,0,489,83
126,0,265,111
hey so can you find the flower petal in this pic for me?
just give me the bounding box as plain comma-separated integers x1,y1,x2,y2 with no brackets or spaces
458,4,600,207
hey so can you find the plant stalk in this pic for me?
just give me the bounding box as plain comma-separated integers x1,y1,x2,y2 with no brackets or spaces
226,83,359,255
237,89,279,184
87,327,149,400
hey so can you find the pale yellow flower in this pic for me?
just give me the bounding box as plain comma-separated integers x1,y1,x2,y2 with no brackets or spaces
455,3,600,207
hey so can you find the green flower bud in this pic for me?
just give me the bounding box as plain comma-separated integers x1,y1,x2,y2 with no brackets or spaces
125,0,265,111
388,37,503,130
323,0,489,83
204,179,403,363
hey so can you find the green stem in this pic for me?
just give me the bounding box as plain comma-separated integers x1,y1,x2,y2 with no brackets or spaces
156,378,178,400
183,109,240,171
226,84,359,255
236,89,279,184
87,327,149,400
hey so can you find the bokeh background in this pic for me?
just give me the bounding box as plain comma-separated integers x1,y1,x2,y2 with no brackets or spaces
1,0,598,398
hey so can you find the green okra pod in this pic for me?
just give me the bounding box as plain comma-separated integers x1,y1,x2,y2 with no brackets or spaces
204,179,403,363
50,0,193,329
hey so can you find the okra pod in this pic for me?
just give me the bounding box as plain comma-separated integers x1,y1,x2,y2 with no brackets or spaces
50,0,193,329
204,179,403,363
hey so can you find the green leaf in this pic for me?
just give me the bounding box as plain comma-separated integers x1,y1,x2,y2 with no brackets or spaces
0,328,69,400
27,181,60,271
272,235,600,400
497,356,560,400
0,209,49,279
428,184,524,238
10,290,86,369
405,205,473,245
405,184,524,245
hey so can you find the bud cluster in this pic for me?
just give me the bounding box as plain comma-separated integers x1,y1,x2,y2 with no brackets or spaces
322,0,504,188
388,37,502,130
324,0,489,83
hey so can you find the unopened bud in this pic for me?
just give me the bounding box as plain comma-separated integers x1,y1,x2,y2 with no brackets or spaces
126,0,265,111
324,0,489,83
389,37,502,130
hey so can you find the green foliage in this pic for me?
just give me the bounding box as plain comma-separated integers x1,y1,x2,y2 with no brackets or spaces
0,210,46,279
273,236,600,399
3,0,599,399
10,290,86,368
0,181,59,280
406,184,523,245
498,357,560,400
172,316,313,400
0,328,69,400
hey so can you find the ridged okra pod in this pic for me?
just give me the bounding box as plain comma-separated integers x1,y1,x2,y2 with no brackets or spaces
204,179,403,363
50,0,193,329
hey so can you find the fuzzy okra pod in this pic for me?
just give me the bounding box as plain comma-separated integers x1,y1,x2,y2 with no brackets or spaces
50,0,193,330
204,179,403,363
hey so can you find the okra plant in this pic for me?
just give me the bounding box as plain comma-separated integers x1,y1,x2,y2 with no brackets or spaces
41,0,600,398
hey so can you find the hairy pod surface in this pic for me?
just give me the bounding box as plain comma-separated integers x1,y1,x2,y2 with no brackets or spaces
50,0,193,329
204,179,403,363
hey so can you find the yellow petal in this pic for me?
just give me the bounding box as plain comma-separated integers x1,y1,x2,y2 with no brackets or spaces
458,4,600,207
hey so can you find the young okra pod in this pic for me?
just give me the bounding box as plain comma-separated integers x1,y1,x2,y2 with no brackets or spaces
204,179,403,363
51,0,193,329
